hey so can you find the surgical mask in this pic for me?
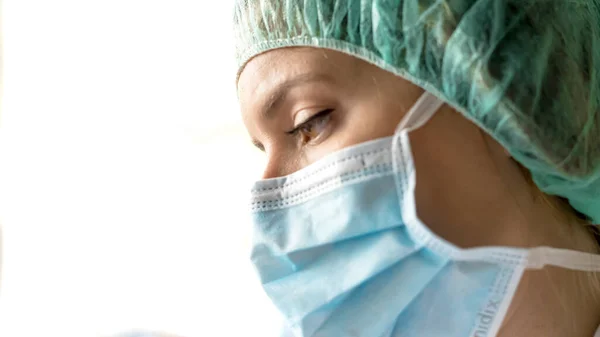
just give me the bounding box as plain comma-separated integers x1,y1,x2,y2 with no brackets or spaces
248,92,600,337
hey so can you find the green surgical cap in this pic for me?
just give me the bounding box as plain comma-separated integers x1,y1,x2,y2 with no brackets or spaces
233,0,600,224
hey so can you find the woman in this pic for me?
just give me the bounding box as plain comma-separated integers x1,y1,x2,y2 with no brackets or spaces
233,1,600,336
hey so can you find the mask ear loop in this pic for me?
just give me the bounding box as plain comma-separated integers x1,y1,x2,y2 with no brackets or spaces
391,91,446,248
394,92,445,134
392,91,444,194
527,246,600,271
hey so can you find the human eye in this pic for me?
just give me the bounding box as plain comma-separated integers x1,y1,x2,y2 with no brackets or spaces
287,109,334,146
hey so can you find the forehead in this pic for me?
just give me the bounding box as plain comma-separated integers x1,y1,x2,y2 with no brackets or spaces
237,48,359,102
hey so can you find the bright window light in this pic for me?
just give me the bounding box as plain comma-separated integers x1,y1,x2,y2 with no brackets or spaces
0,1,278,336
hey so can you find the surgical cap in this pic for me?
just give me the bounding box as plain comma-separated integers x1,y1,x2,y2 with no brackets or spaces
233,0,600,224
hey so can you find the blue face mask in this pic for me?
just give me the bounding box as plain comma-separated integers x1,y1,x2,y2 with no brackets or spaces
248,92,600,337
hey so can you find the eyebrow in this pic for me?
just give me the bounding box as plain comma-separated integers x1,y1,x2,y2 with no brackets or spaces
251,73,333,151
260,73,333,120
252,139,265,152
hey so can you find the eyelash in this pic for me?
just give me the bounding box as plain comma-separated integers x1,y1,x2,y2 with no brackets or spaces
287,109,334,136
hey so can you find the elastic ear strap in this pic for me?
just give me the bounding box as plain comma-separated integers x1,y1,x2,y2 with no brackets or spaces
527,247,600,271
394,91,445,134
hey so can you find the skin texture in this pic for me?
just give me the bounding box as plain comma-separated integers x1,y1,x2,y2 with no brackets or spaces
238,47,600,337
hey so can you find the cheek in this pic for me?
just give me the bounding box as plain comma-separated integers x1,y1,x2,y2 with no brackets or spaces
302,104,402,164
339,103,404,144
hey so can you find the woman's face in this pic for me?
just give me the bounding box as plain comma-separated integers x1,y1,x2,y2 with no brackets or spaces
238,47,600,336
238,46,584,249
238,48,423,179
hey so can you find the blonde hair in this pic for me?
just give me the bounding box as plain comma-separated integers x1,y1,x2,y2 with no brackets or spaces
514,159,600,314
517,161,598,243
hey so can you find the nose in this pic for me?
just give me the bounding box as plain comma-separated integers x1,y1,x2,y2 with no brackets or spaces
261,157,283,179
261,151,297,179
261,166,278,180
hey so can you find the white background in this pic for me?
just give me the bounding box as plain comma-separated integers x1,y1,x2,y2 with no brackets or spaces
0,1,281,336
